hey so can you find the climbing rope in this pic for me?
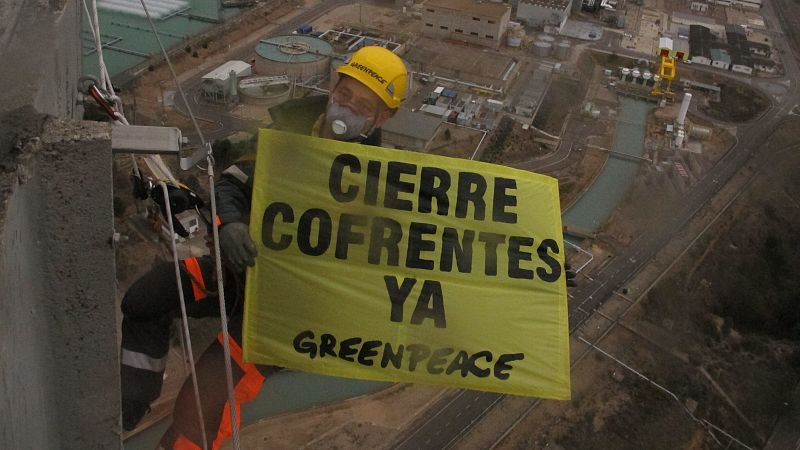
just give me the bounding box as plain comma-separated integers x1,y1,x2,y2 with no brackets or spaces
86,0,243,444
159,181,210,450
137,1,242,448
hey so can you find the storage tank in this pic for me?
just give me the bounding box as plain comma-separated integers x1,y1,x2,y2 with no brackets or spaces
537,34,556,43
238,75,292,105
533,41,552,57
254,35,333,81
554,41,571,60
689,124,712,139
507,25,524,47
621,67,630,81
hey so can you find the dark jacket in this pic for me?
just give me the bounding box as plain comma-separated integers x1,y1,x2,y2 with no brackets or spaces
214,95,382,225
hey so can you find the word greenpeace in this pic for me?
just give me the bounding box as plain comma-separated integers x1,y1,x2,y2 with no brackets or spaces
261,154,562,282
349,62,387,85
293,330,524,380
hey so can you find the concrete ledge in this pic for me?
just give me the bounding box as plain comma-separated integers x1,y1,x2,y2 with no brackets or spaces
1,117,119,449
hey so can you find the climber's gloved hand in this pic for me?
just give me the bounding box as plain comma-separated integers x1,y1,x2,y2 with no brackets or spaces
219,222,257,274
565,263,577,288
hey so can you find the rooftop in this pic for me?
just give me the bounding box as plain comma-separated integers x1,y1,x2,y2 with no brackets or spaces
382,109,443,141
202,60,251,81
424,0,511,18
520,0,572,10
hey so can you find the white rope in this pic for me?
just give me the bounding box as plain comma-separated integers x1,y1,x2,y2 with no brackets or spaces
84,0,113,93
138,2,242,448
159,182,209,450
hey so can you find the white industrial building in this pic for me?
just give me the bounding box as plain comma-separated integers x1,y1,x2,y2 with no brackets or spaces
516,0,573,31
200,60,252,102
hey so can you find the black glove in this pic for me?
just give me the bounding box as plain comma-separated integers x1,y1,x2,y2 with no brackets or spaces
219,222,257,274
565,263,577,288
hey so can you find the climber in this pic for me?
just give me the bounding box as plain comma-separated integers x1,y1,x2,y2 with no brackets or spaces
120,46,409,450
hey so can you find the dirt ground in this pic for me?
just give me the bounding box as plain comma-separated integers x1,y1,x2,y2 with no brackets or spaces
701,83,770,123
228,384,448,450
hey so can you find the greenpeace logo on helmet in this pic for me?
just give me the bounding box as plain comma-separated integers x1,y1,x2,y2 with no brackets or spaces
349,62,387,85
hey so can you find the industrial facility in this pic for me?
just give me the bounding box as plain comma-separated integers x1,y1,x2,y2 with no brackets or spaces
421,0,512,50
516,0,573,32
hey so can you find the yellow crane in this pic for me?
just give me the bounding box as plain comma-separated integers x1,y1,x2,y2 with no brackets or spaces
651,52,677,99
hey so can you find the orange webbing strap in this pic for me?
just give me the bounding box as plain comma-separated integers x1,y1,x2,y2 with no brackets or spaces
173,434,202,450
211,334,267,450
183,257,206,302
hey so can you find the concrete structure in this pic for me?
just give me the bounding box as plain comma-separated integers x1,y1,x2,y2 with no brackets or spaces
677,92,692,126
254,35,334,81
421,0,512,50
239,75,292,105
1,3,120,449
381,109,443,151
516,0,573,32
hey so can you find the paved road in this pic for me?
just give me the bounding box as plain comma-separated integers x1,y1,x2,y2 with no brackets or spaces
391,0,800,447
174,0,352,143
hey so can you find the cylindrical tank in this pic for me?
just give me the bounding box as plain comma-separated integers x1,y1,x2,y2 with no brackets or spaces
621,67,630,81
689,124,712,139
238,75,292,105
537,34,556,43
254,35,333,81
642,70,652,80
533,41,552,57
554,41,571,60
632,68,641,78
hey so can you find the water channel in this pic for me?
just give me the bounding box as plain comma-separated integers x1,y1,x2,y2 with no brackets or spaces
125,97,652,449
562,96,653,234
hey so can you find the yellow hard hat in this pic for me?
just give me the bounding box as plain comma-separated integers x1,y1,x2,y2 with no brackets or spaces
336,46,407,109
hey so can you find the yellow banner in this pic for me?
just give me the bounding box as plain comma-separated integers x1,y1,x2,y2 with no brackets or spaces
243,129,570,399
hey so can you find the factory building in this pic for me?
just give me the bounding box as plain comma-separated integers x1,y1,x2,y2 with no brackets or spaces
381,109,443,151
421,0,512,50
516,0,573,32
200,60,252,102
688,24,774,74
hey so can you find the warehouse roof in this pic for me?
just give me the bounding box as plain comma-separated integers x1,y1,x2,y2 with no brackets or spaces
425,0,511,19
382,109,443,141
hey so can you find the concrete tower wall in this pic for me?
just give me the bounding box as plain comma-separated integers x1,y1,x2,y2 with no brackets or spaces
1,1,121,448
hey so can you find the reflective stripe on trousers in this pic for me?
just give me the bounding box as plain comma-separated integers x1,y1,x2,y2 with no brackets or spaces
122,349,167,372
